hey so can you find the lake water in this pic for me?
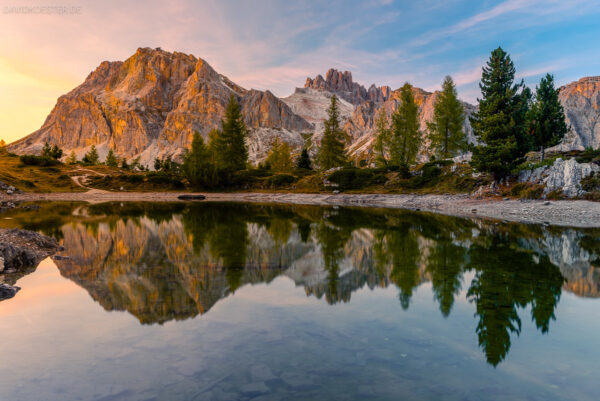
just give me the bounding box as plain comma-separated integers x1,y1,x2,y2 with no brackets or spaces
1,202,599,400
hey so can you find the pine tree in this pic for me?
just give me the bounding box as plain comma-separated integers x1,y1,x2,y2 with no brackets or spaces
266,138,293,172
183,131,214,188
317,95,348,169
42,142,52,158
212,94,248,171
427,76,467,159
470,47,532,179
374,107,391,167
105,149,119,167
296,148,312,170
390,83,422,167
0,139,6,154
66,151,77,165
83,145,99,165
154,158,162,171
50,145,63,160
528,74,568,161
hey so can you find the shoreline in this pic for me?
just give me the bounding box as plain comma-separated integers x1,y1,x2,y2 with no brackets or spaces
2,191,600,228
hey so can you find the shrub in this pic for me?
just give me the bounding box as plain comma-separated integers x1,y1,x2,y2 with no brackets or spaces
327,168,387,190
266,174,297,187
581,172,600,192
510,183,528,197
521,184,544,199
19,155,60,166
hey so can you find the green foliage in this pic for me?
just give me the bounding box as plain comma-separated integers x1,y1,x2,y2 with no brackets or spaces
390,83,422,168
527,74,568,161
42,142,63,160
105,149,119,167
327,167,387,190
296,148,312,170
317,95,348,169
266,138,293,172
576,147,600,164
82,145,99,165
211,95,248,171
66,151,78,165
373,107,391,167
266,173,297,187
19,154,60,167
581,172,600,192
183,131,217,189
470,47,532,179
427,76,467,159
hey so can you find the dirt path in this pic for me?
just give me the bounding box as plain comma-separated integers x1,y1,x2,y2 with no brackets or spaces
2,191,600,228
68,167,108,194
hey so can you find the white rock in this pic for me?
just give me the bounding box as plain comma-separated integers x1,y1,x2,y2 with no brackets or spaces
519,158,600,197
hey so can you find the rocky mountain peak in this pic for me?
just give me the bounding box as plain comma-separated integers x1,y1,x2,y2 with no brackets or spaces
304,68,390,105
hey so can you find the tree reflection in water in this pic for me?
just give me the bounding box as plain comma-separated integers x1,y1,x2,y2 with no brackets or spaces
8,201,597,366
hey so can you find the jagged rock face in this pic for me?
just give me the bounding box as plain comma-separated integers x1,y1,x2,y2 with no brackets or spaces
555,76,600,151
519,157,600,197
8,47,312,166
304,68,390,105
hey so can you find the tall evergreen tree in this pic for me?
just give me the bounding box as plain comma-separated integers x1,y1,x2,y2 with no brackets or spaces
0,139,6,153
212,94,248,171
528,74,568,161
470,47,531,179
183,131,214,188
266,138,293,172
296,148,312,170
105,149,118,167
82,145,99,165
66,151,77,165
390,83,421,167
427,76,467,159
42,142,52,158
317,95,348,169
374,107,391,167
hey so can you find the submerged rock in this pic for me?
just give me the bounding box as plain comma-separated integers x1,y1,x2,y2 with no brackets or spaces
519,158,600,197
0,229,60,272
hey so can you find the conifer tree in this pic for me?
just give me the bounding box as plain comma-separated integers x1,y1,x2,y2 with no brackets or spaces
183,131,215,188
50,145,63,160
390,83,421,168
470,47,532,179
66,151,77,165
296,148,312,170
374,107,391,167
83,145,99,165
266,138,293,172
212,94,248,171
427,76,467,159
0,139,6,154
42,142,52,158
528,74,568,161
317,95,348,169
105,149,119,167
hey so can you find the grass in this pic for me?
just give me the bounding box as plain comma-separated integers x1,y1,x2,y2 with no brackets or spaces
0,153,84,192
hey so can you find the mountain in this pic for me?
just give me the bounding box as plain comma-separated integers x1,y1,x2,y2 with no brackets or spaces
7,47,598,166
554,76,600,151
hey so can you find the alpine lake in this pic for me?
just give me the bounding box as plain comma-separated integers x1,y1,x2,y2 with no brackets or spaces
1,201,599,401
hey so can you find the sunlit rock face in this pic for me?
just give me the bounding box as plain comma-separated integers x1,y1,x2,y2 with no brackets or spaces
8,49,598,166
8,48,312,166
554,76,600,151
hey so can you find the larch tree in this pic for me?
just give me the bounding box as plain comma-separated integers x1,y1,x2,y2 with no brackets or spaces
470,47,532,179
373,107,391,167
528,73,568,161
390,83,422,168
317,95,348,169
266,138,293,172
105,149,119,167
427,76,467,159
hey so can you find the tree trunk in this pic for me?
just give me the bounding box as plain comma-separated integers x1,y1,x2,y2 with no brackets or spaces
540,146,545,162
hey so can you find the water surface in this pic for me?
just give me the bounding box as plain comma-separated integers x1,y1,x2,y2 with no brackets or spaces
1,202,599,400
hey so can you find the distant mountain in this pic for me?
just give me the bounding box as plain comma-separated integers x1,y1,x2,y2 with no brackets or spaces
7,47,599,166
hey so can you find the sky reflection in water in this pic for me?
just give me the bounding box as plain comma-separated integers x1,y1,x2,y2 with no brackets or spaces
0,202,599,401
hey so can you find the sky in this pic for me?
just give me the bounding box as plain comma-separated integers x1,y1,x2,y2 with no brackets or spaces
1,0,600,143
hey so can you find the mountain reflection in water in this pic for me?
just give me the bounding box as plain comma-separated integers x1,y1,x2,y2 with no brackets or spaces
7,201,600,367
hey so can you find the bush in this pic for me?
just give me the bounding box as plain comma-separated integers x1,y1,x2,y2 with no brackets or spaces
266,174,297,187
581,172,600,192
19,155,60,167
510,183,528,197
327,168,387,190
522,185,544,199
576,148,600,164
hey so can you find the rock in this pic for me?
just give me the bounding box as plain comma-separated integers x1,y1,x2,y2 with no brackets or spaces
544,201,551,205
177,194,206,201
0,283,20,301
519,158,600,197
0,229,60,271
304,68,390,105
0,256,4,272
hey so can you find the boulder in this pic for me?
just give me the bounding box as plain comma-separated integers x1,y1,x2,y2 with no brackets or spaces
519,158,600,197
0,229,60,271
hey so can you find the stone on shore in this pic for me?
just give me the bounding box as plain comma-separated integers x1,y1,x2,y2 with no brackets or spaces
0,229,60,272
